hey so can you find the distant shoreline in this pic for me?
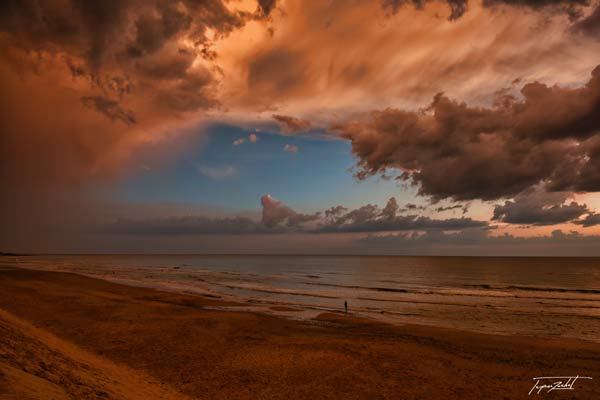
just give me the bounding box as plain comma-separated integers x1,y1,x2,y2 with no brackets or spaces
0,252,26,256
4,252,600,258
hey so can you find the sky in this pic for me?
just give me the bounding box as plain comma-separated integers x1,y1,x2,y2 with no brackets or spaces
2,0,600,255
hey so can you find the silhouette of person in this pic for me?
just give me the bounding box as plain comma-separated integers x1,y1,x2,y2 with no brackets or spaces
344,300,348,314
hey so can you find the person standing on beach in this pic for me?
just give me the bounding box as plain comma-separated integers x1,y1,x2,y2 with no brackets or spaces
344,300,348,314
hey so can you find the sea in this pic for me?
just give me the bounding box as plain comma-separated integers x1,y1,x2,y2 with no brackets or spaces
2,254,599,342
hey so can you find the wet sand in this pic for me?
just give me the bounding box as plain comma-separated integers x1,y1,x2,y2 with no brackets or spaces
0,266,598,399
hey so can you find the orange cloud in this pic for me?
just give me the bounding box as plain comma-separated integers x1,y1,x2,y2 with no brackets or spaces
217,0,600,121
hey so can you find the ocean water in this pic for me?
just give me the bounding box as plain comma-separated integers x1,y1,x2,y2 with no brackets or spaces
2,255,599,342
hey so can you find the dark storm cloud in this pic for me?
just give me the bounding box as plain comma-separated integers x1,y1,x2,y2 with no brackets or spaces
492,188,589,225
404,203,427,211
279,197,487,234
272,114,312,133
126,2,192,58
574,3,600,37
382,0,468,20
0,0,131,67
435,204,465,213
382,0,590,21
0,0,243,69
316,214,486,233
483,0,590,20
573,212,600,227
257,0,278,16
484,0,588,5
0,0,261,112
135,49,195,79
81,96,136,125
0,0,267,192
315,197,486,233
157,68,220,112
335,64,600,201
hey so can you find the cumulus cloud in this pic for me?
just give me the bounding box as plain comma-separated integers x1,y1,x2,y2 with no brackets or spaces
261,195,320,228
335,64,600,201
324,205,348,218
108,195,487,235
492,187,589,225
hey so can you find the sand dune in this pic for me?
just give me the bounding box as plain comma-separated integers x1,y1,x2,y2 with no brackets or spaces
0,308,189,400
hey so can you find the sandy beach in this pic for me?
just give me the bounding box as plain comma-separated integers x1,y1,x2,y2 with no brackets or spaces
0,265,598,399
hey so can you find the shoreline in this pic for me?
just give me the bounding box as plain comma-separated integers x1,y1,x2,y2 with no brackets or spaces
2,257,598,343
1,265,598,399
4,264,598,344
6,253,600,258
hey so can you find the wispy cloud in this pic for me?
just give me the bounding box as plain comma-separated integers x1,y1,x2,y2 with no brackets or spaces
273,114,312,134
283,144,298,153
197,165,236,181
